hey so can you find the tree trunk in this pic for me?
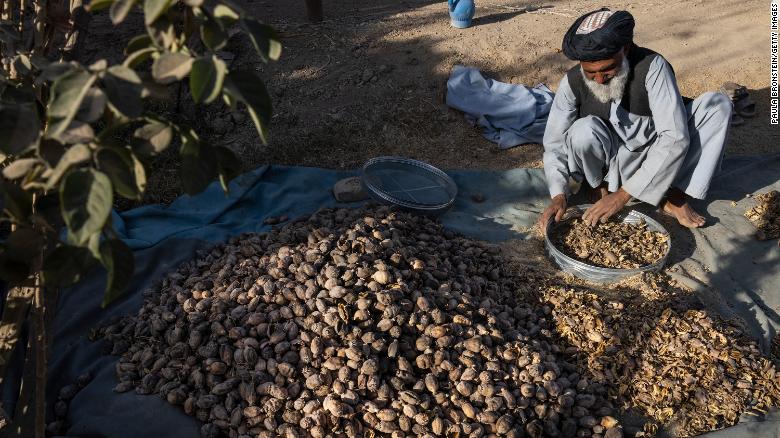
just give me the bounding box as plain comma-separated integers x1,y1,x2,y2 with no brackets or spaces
62,0,81,54
0,285,35,385
32,0,45,54
32,278,44,438
0,281,36,434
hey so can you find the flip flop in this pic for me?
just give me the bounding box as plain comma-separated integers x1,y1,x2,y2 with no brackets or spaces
734,95,756,118
730,113,745,127
720,82,748,100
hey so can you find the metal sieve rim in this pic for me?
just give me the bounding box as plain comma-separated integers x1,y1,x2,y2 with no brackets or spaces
361,156,458,212
544,204,672,283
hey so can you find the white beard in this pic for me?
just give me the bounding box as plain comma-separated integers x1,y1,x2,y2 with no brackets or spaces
581,56,630,104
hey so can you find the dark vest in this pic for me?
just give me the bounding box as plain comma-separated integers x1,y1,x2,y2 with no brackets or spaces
566,45,689,120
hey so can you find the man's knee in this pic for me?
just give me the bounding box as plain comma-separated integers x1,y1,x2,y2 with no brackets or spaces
695,91,733,120
566,115,609,157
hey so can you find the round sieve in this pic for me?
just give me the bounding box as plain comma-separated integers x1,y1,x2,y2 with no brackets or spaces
544,204,671,283
361,156,457,215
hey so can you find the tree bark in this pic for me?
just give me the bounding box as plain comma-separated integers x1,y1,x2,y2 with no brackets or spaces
32,277,44,438
32,0,45,54
62,0,80,54
0,284,34,385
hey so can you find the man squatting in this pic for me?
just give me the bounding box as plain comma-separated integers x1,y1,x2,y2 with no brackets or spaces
538,9,732,230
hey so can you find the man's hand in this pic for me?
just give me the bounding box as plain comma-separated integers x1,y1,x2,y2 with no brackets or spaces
582,188,632,226
539,194,567,234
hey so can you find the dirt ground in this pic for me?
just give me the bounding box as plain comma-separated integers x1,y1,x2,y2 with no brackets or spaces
251,0,775,166
79,0,776,204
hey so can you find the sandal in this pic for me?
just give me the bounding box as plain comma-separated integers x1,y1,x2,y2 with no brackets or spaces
734,95,756,118
730,113,745,127
720,81,748,100
720,81,755,124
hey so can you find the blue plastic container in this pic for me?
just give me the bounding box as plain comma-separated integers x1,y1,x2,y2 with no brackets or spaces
448,0,475,29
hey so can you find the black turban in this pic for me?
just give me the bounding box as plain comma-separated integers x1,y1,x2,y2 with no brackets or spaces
562,8,635,61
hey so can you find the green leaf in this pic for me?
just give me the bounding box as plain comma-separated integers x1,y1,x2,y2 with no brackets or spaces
146,15,176,49
190,55,226,104
38,139,66,167
221,91,235,109
47,70,96,138
213,4,239,25
59,121,95,144
133,120,173,156
0,227,41,282
223,71,273,144
96,147,147,199
123,47,156,68
4,226,43,262
29,53,51,70
241,18,282,62
87,0,115,12
151,52,193,84
99,238,134,306
12,55,32,77
86,232,102,260
179,134,216,195
215,145,241,194
76,87,107,123
32,192,62,229
110,0,136,24
2,158,40,180
60,169,113,246
1,181,32,222
47,144,92,189
102,66,143,118
0,227,40,281
42,244,97,287
34,62,77,87
88,59,108,72
125,35,153,55
122,35,157,68
139,78,169,100
0,102,41,155
200,17,227,51
143,0,172,25
0,82,36,104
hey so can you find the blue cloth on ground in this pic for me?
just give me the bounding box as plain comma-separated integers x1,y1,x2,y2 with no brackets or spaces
446,65,554,149
2,156,778,437
112,165,550,251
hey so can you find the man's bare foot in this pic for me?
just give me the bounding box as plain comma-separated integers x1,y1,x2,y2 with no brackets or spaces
662,188,706,228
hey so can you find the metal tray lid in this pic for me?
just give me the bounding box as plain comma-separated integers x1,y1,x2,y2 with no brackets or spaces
361,156,458,213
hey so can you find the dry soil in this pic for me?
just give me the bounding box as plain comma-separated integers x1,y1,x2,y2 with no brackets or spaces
80,0,776,203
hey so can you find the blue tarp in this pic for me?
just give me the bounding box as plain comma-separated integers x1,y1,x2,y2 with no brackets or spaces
112,165,551,251
3,155,779,437
44,164,553,438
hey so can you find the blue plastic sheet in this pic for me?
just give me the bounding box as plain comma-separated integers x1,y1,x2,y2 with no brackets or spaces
2,156,778,437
